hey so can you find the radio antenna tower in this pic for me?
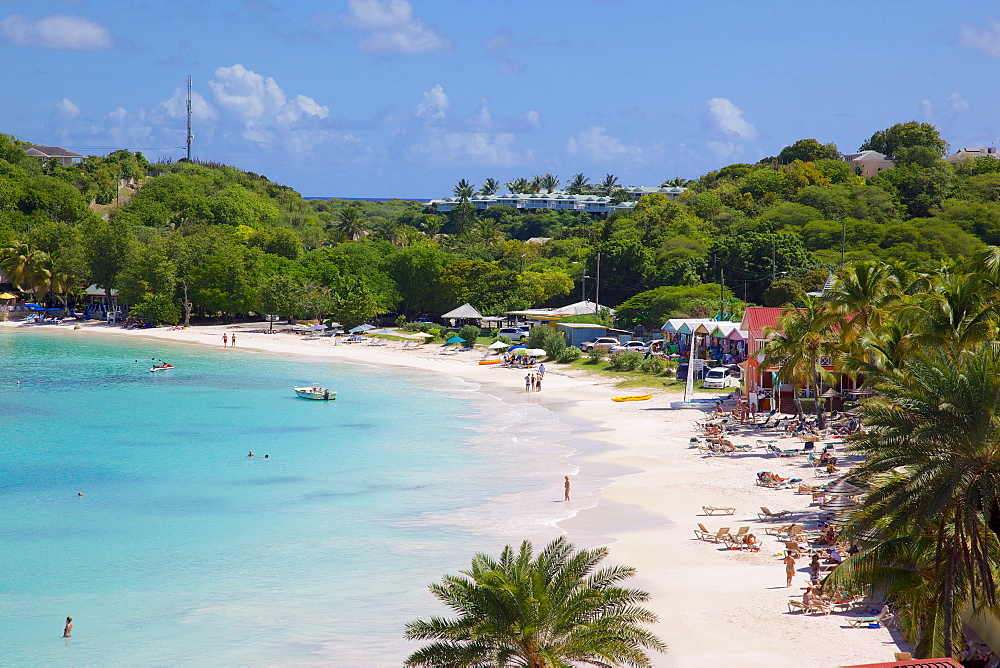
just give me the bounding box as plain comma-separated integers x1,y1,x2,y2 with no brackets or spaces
185,75,193,161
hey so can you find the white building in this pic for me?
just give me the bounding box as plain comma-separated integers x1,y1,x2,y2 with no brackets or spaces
427,186,686,214
945,146,999,164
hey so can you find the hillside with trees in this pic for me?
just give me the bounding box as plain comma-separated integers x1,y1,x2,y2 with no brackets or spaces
2,121,999,327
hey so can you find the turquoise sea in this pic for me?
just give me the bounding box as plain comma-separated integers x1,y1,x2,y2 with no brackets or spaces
0,330,574,665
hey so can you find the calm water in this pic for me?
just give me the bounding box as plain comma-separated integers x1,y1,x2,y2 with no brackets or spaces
0,330,573,665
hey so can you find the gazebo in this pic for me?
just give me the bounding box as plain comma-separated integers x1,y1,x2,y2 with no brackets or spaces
440,303,484,327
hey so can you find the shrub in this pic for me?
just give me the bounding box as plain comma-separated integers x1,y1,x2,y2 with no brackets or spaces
428,328,442,340
458,324,481,346
540,330,567,359
495,334,512,344
587,346,603,363
556,346,581,363
526,326,549,349
395,314,407,327
608,351,642,372
639,356,666,375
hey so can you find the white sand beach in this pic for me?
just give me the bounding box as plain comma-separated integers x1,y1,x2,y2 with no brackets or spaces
7,320,906,667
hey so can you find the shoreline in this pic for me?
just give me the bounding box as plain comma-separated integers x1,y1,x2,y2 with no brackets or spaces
4,320,905,666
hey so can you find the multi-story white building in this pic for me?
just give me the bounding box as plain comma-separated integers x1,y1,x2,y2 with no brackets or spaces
427,185,686,214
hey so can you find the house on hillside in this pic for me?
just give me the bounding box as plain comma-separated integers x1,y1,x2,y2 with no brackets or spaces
945,146,999,164
842,150,894,178
21,145,85,167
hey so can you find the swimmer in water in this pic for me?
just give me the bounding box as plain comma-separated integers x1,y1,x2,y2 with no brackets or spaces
63,617,73,638
248,450,255,457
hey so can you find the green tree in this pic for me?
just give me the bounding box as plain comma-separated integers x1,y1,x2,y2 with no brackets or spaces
130,292,181,325
330,278,382,328
832,345,1000,658
538,173,559,193
478,178,501,196
404,537,666,667
566,173,591,194
333,206,369,241
777,138,840,163
599,173,619,195
453,178,474,203
859,121,949,158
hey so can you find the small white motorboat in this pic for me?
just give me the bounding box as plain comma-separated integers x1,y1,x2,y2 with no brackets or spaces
294,383,336,400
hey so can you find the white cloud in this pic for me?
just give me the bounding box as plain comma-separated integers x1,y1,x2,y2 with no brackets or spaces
959,17,1000,57
0,14,113,50
341,0,449,55
208,64,328,144
496,58,525,76
948,91,970,112
156,87,218,124
415,84,448,120
55,98,79,120
705,97,757,141
706,140,745,161
566,125,655,164
920,98,935,124
406,130,529,168
465,98,540,133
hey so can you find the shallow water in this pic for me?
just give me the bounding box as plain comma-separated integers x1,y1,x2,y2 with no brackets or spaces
0,330,576,665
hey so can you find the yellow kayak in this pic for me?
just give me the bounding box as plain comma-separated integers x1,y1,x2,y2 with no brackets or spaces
612,394,653,402
478,360,502,365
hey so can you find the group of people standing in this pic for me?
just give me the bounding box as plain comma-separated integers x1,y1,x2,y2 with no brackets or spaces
524,366,544,392
222,332,236,347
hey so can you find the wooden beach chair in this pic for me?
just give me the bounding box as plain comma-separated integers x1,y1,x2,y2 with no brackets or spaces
694,523,713,540
702,505,736,516
706,527,730,543
758,507,790,521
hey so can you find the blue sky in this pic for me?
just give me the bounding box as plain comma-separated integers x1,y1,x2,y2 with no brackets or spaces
4,1,1000,198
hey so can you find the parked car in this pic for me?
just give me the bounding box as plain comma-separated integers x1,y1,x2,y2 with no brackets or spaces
497,327,529,341
580,337,620,352
702,366,735,389
609,340,650,354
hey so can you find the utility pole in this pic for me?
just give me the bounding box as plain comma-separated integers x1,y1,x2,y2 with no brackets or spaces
719,267,725,320
186,75,193,161
595,251,601,310
840,219,846,267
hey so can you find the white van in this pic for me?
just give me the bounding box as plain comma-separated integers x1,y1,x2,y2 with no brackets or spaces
702,366,734,389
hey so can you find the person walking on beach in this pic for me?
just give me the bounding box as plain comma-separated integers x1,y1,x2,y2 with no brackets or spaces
535,374,542,392
63,617,73,638
524,373,531,392
564,475,570,501
230,333,236,347
783,552,797,587
538,363,545,378
222,333,228,348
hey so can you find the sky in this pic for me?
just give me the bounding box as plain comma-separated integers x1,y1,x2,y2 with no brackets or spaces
5,1,1000,198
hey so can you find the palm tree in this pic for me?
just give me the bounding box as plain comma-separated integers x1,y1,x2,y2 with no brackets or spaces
760,296,837,418
505,178,533,194
829,344,1000,658
0,242,51,295
422,217,442,239
332,206,368,241
599,173,619,195
453,179,474,203
566,173,590,195
478,178,501,196
538,173,559,193
405,536,666,667
659,177,691,188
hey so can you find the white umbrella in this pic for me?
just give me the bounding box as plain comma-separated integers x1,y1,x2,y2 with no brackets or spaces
411,332,434,338
487,341,509,350
349,324,375,333
525,348,546,356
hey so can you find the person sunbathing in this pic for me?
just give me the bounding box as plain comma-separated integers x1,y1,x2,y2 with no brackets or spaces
762,471,789,483
818,527,837,545
742,533,759,551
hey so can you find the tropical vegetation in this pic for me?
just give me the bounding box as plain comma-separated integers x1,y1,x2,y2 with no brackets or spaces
404,536,666,667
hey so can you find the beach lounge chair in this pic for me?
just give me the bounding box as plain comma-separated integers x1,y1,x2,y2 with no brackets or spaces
765,523,796,536
722,527,750,549
787,598,831,614
705,527,730,543
694,523,713,540
758,507,790,521
846,605,895,628
702,506,736,515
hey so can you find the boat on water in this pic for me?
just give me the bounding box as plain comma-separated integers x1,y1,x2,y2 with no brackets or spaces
611,394,653,402
150,362,174,372
294,383,336,401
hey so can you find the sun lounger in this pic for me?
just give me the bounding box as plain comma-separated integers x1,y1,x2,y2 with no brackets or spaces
767,443,804,457
702,506,736,515
694,523,713,540
765,523,796,536
705,527,730,543
758,507,790,521
787,599,831,614
845,605,895,628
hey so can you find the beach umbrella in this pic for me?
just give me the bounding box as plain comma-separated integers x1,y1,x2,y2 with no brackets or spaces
820,496,861,512
308,324,329,331
446,336,465,344
0,292,17,300
525,348,546,356
512,348,530,356
487,341,509,350
823,479,865,496
24,303,40,307
411,332,434,338
508,344,526,350
349,324,375,333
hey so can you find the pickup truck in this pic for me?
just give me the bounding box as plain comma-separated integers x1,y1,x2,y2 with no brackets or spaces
580,337,620,352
